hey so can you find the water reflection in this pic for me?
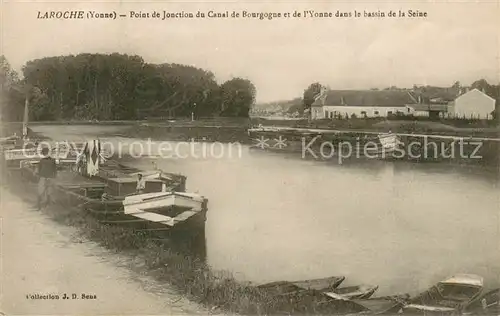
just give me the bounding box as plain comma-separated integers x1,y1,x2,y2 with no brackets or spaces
118,140,499,296
30,126,500,296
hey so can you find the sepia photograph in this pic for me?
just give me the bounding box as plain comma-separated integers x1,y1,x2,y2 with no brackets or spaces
0,0,499,315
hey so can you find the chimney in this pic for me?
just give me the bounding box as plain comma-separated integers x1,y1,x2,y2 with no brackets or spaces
321,87,328,106
314,86,328,102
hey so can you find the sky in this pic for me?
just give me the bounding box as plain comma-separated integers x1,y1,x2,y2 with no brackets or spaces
1,0,499,103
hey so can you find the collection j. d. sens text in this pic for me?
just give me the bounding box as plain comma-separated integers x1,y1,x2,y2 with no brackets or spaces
26,293,97,300
37,9,428,20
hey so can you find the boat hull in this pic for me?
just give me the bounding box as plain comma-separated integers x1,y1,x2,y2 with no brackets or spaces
405,274,484,315
463,288,500,315
258,276,345,294
325,284,379,300
16,160,208,235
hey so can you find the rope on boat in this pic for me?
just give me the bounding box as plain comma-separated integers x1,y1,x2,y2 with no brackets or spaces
99,218,151,224
134,227,173,232
144,237,172,241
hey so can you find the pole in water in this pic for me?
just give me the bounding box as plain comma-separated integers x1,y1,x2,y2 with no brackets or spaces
191,112,194,121
22,96,29,140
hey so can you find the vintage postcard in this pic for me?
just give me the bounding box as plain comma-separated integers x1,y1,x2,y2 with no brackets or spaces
1,0,499,315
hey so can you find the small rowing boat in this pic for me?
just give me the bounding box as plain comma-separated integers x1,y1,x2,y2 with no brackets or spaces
258,276,346,295
463,288,500,315
348,297,407,315
324,284,379,300
291,276,346,291
403,274,484,315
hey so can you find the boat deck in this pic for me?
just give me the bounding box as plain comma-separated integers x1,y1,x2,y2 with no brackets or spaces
54,170,107,189
18,159,206,231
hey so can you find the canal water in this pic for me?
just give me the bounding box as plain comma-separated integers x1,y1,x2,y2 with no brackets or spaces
32,125,500,296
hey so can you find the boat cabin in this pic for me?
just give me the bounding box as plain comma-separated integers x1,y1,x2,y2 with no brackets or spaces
105,177,166,197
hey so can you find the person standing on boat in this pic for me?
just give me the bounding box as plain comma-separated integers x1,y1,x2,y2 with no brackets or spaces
75,151,87,176
136,173,146,194
37,147,57,210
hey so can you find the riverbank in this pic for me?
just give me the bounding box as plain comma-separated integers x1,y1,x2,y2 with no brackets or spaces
3,116,499,141
125,118,500,148
0,187,214,316
3,173,361,315
252,117,500,137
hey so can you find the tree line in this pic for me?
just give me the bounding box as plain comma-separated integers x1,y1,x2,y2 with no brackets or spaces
0,54,256,121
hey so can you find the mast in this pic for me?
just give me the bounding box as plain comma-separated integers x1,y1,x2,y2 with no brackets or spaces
22,95,29,140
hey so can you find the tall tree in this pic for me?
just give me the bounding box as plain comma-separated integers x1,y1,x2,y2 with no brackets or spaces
21,53,256,120
303,82,323,121
452,81,461,90
471,79,496,97
0,56,24,121
219,78,256,117
303,83,323,108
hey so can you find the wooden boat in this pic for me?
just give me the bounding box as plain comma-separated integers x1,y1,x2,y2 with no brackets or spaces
19,145,208,234
315,293,408,315
324,284,379,300
362,132,403,160
3,141,78,170
1,94,80,169
256,281,305,297
402,274,484,315
291,276,346,291
122,191,207,228
258,276,345,295
0,134,19,146
5,99,207,234
347,297,407,315
463,288,500,315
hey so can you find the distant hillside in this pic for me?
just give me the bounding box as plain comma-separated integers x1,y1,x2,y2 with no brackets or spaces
253,97,303,113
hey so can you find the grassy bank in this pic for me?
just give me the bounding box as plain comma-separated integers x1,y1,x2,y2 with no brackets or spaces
8,179,358,315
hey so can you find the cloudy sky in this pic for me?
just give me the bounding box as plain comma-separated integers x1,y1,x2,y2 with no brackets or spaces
2,0,499,102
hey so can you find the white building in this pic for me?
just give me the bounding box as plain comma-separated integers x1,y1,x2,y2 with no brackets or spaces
450,88,496,119
311,89,418,119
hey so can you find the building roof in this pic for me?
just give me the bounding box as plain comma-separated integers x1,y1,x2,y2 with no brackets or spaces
409,104,449,112
455,88,496,102
413,86,460,102
312,90,418,107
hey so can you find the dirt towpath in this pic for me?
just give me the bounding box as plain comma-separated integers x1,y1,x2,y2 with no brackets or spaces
0,187,220,315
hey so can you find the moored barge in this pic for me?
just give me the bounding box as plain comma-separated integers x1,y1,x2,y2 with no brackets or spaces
4,136,209,238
